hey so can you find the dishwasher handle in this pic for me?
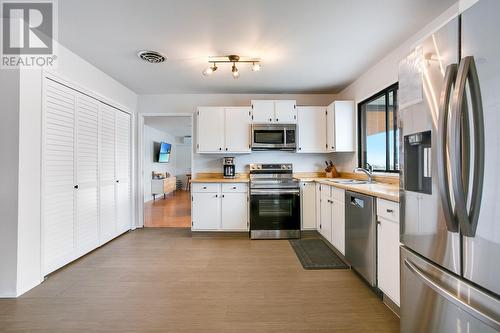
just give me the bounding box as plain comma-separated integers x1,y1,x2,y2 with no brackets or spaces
349,196,365,209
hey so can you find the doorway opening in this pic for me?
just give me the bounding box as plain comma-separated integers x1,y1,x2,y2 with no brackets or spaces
142,115,193,228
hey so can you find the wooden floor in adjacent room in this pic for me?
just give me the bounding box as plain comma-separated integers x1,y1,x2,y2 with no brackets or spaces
144,190,191,227
0,228,399,332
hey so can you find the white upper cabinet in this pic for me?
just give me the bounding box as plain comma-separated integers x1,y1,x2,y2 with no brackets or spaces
326,100,355,152
297,106,328,153
274,100,297,123
197,107,225,153
251,100,297,124
224,107,252,153
197,107,251,153
251,100,275,123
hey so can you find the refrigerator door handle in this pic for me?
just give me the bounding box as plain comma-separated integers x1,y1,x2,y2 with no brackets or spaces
437,63,459,232
450,56,485,237
404,258,500,331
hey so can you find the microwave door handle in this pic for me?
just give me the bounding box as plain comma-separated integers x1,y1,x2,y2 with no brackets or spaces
437,64,459,232
450,56,485,237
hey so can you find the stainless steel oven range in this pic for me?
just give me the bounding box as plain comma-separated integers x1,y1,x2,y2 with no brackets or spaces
249,163,300,239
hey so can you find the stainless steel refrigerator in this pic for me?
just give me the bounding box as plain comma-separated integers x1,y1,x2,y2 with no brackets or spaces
399,0,500,331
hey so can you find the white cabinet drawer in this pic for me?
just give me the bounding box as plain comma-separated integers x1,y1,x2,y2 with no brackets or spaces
192,183,220,193
377,198,399,222
332,188,345,203
221,183,248,193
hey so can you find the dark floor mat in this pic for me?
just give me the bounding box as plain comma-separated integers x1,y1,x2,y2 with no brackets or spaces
290,238,349,269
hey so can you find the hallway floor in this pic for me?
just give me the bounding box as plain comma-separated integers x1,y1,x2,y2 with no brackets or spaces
0,228,399,332
144,190,191,227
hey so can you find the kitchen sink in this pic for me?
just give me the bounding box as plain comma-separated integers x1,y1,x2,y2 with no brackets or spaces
326,179,372,185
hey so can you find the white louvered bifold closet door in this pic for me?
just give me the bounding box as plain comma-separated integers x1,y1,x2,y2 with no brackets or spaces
99,104,117,244
115,111,131,233
42,79,76,274
75,93,100,256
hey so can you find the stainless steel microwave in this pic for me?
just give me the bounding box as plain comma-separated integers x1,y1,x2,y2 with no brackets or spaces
251,124,296,151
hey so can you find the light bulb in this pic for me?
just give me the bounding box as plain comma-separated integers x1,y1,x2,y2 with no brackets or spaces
202,67,213,76
202,63,217,76
251,62,261,72
232,64,239,79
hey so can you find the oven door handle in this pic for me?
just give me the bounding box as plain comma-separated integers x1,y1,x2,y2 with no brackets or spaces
251,189,300,195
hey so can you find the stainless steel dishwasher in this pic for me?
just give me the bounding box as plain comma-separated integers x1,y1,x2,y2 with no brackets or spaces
345,191,376,287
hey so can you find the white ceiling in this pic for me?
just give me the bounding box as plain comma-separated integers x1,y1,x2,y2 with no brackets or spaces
144,116,192,137
59,0,455,94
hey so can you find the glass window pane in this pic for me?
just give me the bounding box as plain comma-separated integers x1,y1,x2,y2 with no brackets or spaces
364,95,387,170
388,90,397,170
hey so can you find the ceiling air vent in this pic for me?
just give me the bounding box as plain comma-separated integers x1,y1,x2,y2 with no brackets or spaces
137,50,166,63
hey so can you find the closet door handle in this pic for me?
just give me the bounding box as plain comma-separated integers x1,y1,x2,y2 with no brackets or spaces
74,184,79,189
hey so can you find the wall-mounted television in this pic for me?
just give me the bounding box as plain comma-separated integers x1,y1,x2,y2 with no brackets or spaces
154,142,172,163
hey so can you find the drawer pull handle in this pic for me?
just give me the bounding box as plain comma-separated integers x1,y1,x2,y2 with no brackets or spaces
232,186,236,189
203,186,207,189
386,209,394,213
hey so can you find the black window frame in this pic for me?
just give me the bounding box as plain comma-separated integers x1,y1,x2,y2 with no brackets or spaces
357,83,399,173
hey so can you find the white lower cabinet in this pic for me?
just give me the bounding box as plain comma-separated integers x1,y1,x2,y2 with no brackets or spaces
317,184,345,255
221,192,248,230
192,183,249,231
331,188,345,255
300,182,316,230
319,185,332,243
376,198,400,306
192,192,220,230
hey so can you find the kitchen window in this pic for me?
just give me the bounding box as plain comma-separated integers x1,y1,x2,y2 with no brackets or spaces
358,83,399,172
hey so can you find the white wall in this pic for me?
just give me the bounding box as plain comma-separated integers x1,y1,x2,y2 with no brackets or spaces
138,94,337,175
143,125,176,202
10,42,138,297
0,69,20,297
175,137,192,188
333,3,461,171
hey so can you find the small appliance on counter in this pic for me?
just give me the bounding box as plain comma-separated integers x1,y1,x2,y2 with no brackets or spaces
223,157,236,178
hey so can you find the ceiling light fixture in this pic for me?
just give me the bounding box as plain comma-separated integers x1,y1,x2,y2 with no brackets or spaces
203,63,218,76
231,62,240,79
202,54,261,78
251,62,261,72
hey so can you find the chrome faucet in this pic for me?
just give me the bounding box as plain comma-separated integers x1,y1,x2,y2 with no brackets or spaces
353,167,373,183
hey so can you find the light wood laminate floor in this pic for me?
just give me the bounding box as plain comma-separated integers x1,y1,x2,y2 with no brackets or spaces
144,190,191,227
0,229,399,332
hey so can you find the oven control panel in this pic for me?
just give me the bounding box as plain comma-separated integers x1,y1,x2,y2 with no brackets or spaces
250,163,293,172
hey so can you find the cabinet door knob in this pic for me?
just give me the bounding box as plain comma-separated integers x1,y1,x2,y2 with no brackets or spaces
232,186,236,189
219,147,222,151
74,184,79,189
215,194,218,198
269,118,272,122
386,209,394,213
276,118,279,122
222,194,225,198
203,186,207,189
225,148,228,151
116,180,119,183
